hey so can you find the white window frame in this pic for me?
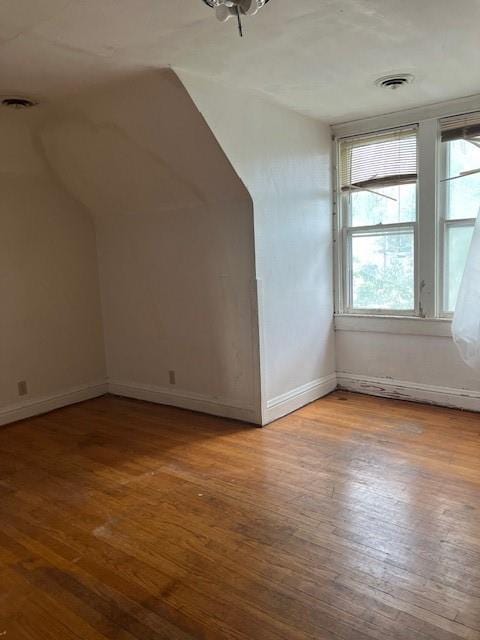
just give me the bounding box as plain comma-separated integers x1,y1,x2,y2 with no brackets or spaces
335,124,422,317
438,139,477,317
341,214,418,317
332,95,480,328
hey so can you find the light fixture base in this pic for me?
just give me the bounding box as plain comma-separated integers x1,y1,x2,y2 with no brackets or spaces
201,0,271,36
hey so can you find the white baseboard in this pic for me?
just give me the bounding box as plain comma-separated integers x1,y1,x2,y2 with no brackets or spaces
2,373,476,429
0,382,108,427
337,373,480,413
262,373,338,425
108,381,261,424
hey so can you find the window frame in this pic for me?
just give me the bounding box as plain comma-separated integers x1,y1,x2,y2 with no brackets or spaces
335,125,420,317
438,138,477,317
333,105,480,323
342,215,418,317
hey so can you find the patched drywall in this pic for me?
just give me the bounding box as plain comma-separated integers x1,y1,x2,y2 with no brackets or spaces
0,109,106,418
40,70,261,422
181,72,336,423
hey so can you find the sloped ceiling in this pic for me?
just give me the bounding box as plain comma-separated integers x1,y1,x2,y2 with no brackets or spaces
38,70,251,218
1,0,480,122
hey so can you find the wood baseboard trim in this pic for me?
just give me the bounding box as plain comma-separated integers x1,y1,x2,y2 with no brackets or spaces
2,373,476,428
263,373,338,425
108,381,260,424
337,373,480,412
0,382,108,426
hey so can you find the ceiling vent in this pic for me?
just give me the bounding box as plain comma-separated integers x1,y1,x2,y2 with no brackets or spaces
375,74,414,90
1,97,37,109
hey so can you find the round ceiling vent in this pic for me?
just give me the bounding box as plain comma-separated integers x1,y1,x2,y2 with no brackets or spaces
375,74,414,90
1,96,38,109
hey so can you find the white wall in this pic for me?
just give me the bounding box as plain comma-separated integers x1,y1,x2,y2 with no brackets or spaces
5,73,474,426
336,328,480,411
181,72,336,423
0,110,107,425
40,70,262,423
36,68,336,426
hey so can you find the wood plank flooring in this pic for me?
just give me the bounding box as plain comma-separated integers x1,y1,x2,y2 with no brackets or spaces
1,391,480,639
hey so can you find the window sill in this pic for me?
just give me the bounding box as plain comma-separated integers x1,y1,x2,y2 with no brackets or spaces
334,314,452,337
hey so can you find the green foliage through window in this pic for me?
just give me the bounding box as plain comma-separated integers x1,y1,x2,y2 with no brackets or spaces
351,232,414,310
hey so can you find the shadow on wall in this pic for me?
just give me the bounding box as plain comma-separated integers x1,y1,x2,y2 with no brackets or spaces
36,69,261,421
0,108,107,409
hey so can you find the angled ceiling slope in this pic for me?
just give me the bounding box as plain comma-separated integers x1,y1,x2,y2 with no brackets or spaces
38,69,250,218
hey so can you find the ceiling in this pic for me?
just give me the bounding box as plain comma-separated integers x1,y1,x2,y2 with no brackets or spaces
1,0,480,123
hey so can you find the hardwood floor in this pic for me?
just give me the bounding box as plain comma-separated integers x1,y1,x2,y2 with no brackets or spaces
1,392,480,639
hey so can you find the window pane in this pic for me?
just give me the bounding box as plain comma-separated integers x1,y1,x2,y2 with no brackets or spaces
445,139,480,220
445,224,474,312
351,230,414,310
350,183,416,227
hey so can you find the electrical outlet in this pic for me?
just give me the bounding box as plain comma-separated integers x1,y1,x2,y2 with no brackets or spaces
169,370,176,385
18,380,28,396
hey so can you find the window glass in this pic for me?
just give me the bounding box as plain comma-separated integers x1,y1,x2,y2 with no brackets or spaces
441,133,479,313
445,224,474,312
446,139,480,220
351,230,415,310
350,183,416,227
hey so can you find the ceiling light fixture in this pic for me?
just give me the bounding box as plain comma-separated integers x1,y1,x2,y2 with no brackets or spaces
201,0,270,37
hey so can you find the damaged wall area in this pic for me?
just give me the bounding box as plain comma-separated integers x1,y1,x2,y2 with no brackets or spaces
336,329,480,411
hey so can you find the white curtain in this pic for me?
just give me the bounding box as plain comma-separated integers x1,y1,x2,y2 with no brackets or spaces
452,208,480,371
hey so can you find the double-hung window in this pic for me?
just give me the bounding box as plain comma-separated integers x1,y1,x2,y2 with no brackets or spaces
335,109,480,320
338,127,418,314
439,113,480,314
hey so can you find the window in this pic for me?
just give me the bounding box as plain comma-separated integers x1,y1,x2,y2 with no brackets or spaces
335,110,480,320
439,114,479,313
338,127,418,313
